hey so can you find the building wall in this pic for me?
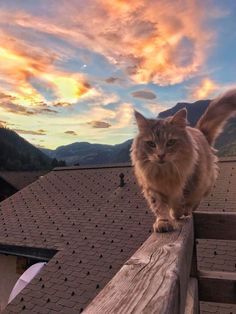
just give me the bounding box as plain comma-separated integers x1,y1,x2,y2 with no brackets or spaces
0,254,21,312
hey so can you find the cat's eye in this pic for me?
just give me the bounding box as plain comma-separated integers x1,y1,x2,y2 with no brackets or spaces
146,141,156,148
166,139,177,147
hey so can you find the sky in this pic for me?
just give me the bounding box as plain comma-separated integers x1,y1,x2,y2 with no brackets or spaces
0,0,236,149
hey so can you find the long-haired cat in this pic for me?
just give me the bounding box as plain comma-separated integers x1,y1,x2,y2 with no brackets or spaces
131,89,236,232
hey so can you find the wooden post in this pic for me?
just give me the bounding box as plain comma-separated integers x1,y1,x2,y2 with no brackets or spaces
184,278,199,314
84,217,194,314
193,212,236,240
198,270,236,304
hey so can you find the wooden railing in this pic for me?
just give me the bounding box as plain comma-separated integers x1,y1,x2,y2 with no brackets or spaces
193,211,236,305
84,217,197,314
84,211,236,314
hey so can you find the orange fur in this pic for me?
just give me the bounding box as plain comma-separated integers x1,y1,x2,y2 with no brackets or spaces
197,89,236,145
131,89,236,232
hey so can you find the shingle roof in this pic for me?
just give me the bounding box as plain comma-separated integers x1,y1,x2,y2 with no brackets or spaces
0,159,235,313
1,165,153,313
0,171,48,191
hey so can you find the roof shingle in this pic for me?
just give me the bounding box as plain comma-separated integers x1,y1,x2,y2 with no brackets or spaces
0,160,236,313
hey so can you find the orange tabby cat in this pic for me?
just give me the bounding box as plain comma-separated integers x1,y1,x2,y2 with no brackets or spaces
131,89,236,232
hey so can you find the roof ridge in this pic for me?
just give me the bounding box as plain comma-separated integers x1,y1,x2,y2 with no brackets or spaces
53,162,132,171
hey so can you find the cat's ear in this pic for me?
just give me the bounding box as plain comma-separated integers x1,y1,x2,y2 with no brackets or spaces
134,110,148,131
171,108,188,127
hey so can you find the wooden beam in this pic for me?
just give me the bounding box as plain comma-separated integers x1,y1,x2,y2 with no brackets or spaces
0,244,57,261
84,218,194,314
193,211,236,240
198,270,236,304
184,278,199,314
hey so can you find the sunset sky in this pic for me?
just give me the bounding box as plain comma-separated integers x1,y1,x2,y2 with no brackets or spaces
0,0,236,149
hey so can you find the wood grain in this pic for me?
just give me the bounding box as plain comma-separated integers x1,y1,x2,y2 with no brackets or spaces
84,217,194,314
184,278,199,314
193,211,236,240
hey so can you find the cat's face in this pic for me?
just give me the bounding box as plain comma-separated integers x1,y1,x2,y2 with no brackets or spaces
134,109,190,165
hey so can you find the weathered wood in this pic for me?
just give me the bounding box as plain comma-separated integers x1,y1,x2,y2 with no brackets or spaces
198,270,236,304
193,211,236,240
190,240,198,278
84,218,194,314
184,278,199,314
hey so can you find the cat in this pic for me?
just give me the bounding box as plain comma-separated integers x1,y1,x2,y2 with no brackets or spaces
131,89,236,232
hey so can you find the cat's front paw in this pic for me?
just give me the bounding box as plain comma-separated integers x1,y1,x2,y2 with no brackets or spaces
171,208,186,220
153,219,174,233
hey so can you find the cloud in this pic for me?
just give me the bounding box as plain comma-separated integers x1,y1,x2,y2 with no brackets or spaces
111,103,134,129
64,130,78,135
0,93,58,115
40,73,93,104
0,119,15,128
0,30,93,111
0,102,35,115
105,77,121,84
144,103,167,115
191,78,218,99
79,102,134,129
40,107,58,114
0,0,216,86
0,92,15,101
84,89,120,107
54,102,72,108
87,121,111,128
0,120,7,127
131,90,156,100
13,128,47,135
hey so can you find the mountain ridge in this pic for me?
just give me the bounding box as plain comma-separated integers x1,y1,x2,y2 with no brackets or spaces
40,98,236,165
0,127,65,170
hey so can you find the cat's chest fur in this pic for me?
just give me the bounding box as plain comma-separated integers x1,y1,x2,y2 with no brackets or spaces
141,161,190,197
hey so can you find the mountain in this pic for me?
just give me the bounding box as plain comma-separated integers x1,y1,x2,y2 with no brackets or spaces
41,98,236,165
158,99,210,125
41,140,133,166
158,99,236,156
0,127,65,171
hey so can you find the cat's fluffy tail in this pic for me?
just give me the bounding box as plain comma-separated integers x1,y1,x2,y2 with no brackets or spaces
196,89,236,145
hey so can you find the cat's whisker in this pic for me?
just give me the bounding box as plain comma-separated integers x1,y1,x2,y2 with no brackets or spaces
172,162,183,181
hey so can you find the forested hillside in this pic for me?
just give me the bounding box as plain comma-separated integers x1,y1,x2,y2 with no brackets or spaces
0,128,65,170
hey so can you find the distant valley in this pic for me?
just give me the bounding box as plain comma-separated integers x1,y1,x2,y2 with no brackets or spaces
2,98,236,170
41,99,236,166
41,140,132,166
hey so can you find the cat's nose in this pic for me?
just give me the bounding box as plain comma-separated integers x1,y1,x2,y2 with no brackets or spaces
158,153,165,160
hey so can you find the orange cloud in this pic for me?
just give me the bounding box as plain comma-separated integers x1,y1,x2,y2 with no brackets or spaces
40,73,92,104
0,0,214,86
192,78,218,99
0,30,92,112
